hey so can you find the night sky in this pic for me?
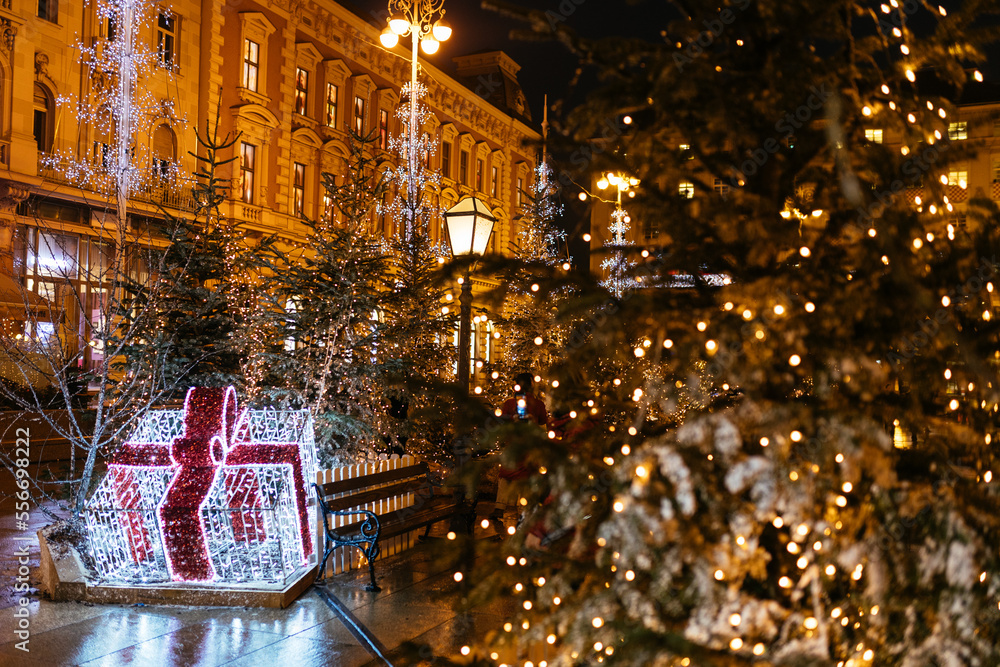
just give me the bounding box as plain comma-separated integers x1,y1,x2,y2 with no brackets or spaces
344,0,675,124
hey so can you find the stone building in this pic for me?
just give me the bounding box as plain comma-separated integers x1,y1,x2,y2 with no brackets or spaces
0,0,539,384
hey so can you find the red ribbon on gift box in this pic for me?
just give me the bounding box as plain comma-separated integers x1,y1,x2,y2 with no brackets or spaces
111,386,313,582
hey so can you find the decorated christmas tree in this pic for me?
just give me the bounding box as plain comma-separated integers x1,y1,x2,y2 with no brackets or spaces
261,129,394,464
485,159,569,405
378,81,459,460
120,117,268,399
456,0,1000,664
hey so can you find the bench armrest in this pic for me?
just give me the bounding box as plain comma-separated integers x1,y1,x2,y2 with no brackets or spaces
313,483,380,545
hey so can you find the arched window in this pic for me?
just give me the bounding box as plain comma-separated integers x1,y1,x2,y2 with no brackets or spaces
33,83,54,153
152,124,176,181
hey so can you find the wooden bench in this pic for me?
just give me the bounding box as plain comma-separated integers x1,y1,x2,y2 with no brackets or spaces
313,461,464,591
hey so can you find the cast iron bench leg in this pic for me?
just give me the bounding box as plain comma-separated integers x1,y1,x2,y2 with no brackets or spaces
364,541,381,592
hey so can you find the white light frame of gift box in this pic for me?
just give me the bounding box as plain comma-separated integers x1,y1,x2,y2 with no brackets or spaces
85,396,317,585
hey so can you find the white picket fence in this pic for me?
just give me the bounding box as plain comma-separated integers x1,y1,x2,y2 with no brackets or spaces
314,454,422,579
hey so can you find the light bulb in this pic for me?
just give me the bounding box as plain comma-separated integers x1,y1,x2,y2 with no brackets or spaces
379,30,399,48
389,15,410,35
432,21,452,41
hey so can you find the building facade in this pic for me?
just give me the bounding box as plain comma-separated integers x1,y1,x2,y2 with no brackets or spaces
0,0,539,383
587,87,1000,282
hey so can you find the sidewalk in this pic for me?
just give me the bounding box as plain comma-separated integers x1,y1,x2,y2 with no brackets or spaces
0,531,514,666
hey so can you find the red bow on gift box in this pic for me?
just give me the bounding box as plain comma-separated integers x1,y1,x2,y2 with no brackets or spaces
112,386,313,582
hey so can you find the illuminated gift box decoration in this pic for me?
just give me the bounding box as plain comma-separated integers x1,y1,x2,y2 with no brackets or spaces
85,387,316,584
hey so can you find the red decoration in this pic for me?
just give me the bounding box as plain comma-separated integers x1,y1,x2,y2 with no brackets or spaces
110,387,313,582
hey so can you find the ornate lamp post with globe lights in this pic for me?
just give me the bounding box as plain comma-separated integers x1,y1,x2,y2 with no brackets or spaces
596,172,639,298
444,197,496,393
379,1,451,237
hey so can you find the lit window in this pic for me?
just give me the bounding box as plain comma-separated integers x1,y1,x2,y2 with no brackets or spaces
491,166,499,198
33,83,53,153
947,169,968,188
323,193,333,222
37,0,57,23
517,177,524,206
293,162,305,217
864,128,883,144
714,178,729,196
992,156,1000,183
679,143,693,159
294,68,309,115
240,142,256,204
243,39,260,92
325,84,338,128
379,109,389,149
643,220,661,241
948,121,967,141
460,151,469,185
156,12,176,68
423,132,431,167
353,96,365,134
106,13,117,41
152,124,176,183
476,159,484,191
93,142,112,170
284,299,298,352
679,181,694,198
441,142,451,178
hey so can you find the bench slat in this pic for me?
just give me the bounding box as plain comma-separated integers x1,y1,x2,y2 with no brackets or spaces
317,462,430,497
329,497,460,540
314,465,464,592
378,502,461,540
322,477,430,513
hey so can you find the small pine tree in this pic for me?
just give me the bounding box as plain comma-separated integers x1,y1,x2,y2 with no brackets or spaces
120,115,263,398
261,129,393,464
487,160,568,403
378,82,459,460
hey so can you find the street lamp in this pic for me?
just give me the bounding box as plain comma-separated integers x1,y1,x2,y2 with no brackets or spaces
379,0,451,238
596,172,639,297
444,197,496,392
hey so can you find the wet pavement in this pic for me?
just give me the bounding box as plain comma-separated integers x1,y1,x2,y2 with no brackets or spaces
0,415,519,665
0,526,517,666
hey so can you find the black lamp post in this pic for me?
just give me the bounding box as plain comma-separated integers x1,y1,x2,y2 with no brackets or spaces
444,197,496,392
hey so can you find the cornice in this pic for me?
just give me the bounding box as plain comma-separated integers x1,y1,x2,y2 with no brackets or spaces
285,1,540,155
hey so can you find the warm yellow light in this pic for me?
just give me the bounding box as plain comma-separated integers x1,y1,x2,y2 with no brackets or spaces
379,30,399,48
389,15,410,35
420,37,440,54
597,178,609,190
432,21,452,41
